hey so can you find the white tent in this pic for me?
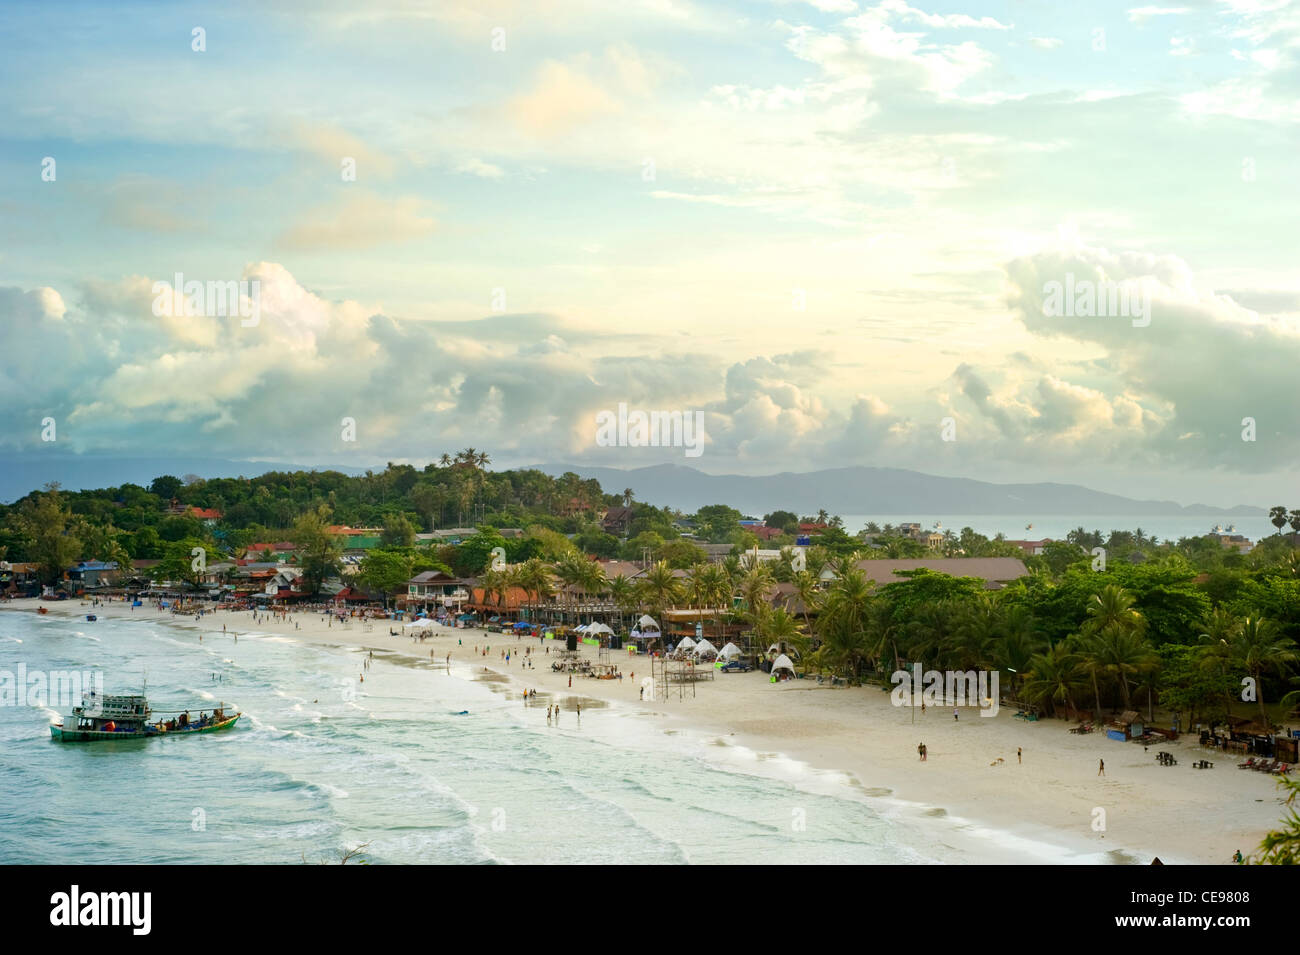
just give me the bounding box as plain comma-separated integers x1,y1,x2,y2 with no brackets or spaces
693,638,718,658
404,619,430,628
718,642,742,660
574,624,590,633
586,622,614,635
771,653,796,675
638,614,660,631
676,636,697,651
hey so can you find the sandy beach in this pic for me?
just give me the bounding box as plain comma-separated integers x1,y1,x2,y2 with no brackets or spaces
9,596,1287,864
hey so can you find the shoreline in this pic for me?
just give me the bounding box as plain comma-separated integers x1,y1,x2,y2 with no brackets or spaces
6,597,1284,864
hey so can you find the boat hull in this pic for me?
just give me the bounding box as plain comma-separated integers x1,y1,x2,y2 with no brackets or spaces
50,714,241,742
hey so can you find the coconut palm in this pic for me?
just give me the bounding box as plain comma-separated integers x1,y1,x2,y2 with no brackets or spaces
607,573,637,632
791,570,821,647
636,561,683,634
738,560,775,626
817,568,874,681
1023,643,1088,719
1231,616,1298,728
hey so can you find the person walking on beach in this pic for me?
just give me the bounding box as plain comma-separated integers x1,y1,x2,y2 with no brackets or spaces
920,744,927,761
1097,758,1105,776
568,675,572,688
1017,747,1022,764
917,742,924,760
953,707,958,721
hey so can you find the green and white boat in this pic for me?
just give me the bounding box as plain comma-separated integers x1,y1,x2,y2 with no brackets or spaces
50,690,240,742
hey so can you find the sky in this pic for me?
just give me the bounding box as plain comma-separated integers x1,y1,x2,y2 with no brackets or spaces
1,0,1298,508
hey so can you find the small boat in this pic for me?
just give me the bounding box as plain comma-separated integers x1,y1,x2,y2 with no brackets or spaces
86,614,97,622
50,691,241,742
37,607,48,615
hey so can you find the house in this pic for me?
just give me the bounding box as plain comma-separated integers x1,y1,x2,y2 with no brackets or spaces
187,507,223,525
247,542,296,559
402,570,472,612
1207,531,1253,554
602,506,634,536
753,526,785,542
66,561,122,590
0,562,40,595
1005,538,1052,557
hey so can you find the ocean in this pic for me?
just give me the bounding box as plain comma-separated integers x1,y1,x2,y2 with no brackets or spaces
0,610,1110,865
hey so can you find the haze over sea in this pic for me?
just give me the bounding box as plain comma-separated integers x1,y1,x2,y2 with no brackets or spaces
0,610,1108,865
839,515,1275,543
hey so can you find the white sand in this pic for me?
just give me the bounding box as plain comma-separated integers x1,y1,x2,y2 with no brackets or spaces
9,597,1287,864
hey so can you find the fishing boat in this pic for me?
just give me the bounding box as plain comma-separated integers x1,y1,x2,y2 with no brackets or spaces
50,690,241,742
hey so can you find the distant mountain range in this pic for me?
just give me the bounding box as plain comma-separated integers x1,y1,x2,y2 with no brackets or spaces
0,453,1263,518
534,463,1264,518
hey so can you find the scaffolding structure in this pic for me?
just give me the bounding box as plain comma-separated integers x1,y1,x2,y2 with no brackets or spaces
650,654,714,702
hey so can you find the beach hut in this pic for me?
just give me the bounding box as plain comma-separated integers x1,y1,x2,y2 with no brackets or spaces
771,654,796,679
638,614,661,633
693,638,718,660
586,623,614,636
718,642,742,661
676,636,697,652
1105,710,1144,741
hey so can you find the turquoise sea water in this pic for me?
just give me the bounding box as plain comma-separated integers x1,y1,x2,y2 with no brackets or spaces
0,610,1099,865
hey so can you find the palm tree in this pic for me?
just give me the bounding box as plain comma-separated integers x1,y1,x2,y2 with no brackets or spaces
1024,643,1088,719
438,453,452,468
622,488,634,508
1289,510,1300,536
1231,616,1298,728
1270,506,1289,535
607,574,637,632
994,604,1046,696
791,570,821,647
1197,607,1239,715
636,561,683,637
817,568,874,681
1080,584,1148,710
758,607,801,661
552,554,587,624
739,560,775,626
690,562,731,643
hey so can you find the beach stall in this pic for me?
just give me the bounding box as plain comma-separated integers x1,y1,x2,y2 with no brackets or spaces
770,653,796,681
1105,711,1144,741
693,638,718,661
718,642,742,661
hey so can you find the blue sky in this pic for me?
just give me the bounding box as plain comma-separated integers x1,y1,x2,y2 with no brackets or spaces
1,0,1298,506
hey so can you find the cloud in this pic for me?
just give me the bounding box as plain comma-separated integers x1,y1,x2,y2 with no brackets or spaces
277,192,436,250
456,158,505,178
508,58,623,137
289,121,396,179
